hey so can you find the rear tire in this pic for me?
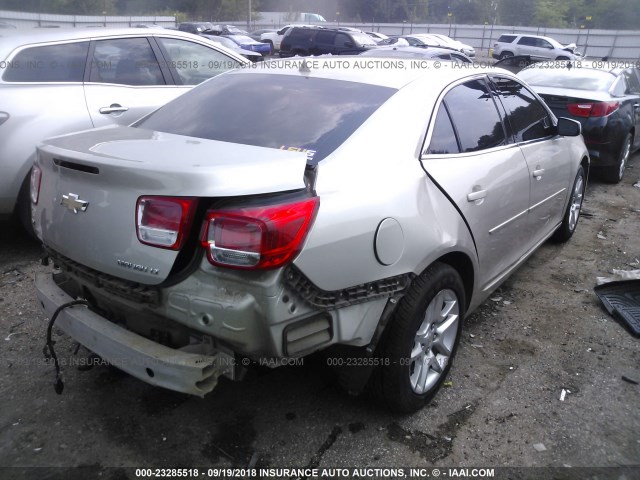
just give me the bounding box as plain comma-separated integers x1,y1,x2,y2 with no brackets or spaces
551,166,585,243
500,51,514,60
556,56,570,60
370,262,465,413
602,132,631,184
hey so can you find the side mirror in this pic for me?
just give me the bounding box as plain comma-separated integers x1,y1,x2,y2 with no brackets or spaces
557,117,581,137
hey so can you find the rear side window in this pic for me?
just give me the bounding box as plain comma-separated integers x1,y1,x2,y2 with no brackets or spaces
491,76,552,142
443,80,506,152
286,29,312,43
315,31,334,44
89,37,165,86
518,37,536,46
3,41,89,82
135,73,396,164
498,35,516,43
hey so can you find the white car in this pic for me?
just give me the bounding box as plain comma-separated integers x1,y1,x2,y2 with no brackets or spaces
0,28,248,232
429,33,476,58
493,33,582,61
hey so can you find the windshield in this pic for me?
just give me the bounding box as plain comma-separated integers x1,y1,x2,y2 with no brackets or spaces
135,73,396,164
519,67,616,91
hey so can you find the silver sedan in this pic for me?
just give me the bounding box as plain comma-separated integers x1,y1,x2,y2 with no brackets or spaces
33,59,589,412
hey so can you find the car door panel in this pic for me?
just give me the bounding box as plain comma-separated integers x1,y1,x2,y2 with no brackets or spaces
491,75,571,246
83,37,185,128
421,81,532,291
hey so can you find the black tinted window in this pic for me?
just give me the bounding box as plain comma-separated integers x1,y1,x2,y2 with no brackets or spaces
498,35,516,43
315,31,334,44
491,76,551,142
135,73,396,164
89,37,165,86
444,80,506,152
518,37,536,46
623,68,640,94
286,29,312,43
3,41,89,82
427,104,460,155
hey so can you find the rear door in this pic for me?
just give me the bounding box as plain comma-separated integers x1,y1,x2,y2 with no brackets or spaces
421,78,532,291
491,75,571,246
83,36,179,128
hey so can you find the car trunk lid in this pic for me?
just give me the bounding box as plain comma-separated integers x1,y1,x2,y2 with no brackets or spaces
34,125,307,285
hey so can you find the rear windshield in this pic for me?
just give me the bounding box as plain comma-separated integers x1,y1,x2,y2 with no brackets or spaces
135,73,396,163
518,67,615,91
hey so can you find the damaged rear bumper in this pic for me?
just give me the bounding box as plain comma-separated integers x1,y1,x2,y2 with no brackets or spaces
35,273,232,396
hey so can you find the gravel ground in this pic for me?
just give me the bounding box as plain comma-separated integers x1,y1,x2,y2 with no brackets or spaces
0,156,639,480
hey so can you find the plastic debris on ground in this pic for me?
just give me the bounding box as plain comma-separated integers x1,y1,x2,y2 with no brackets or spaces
594,275,640,337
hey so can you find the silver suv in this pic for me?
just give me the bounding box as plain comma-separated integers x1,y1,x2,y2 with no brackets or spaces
33,60,588,412
493,33,582,61
0,28,247,232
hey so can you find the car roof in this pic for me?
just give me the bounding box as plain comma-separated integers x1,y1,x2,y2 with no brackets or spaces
0,27,243,61
242,56,506,90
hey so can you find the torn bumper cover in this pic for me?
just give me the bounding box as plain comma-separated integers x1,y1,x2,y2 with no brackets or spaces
35,273,232,396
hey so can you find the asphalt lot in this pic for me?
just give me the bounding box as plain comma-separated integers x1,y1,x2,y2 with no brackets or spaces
0,155,639,480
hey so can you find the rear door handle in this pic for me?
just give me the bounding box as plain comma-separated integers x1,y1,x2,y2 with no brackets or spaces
99,104,129,114
533,168,545,178
467,189,487,202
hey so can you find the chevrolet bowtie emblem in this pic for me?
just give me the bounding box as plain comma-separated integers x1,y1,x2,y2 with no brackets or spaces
61,193,89,214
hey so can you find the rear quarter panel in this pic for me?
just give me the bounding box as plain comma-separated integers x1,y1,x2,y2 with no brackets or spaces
294,79,478,296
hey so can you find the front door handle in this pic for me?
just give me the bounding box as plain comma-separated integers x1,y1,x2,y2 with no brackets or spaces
99,104,129,114
533,167,545,178
467,189,487,202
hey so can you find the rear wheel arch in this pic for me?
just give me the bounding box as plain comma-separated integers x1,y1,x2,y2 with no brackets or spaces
580,156,590,183
428,252,474,311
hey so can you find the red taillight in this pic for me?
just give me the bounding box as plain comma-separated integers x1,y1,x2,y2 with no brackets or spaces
136,196,196,250
30,165,42,204
201,197,319,270
567,101,619,118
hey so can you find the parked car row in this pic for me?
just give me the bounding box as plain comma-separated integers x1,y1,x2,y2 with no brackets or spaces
178,22,271,60
519,62,640,183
